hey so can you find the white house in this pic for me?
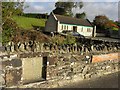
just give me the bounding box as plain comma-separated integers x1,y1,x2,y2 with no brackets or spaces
45,12,96,37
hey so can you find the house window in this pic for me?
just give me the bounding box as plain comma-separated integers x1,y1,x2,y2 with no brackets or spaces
67,26,68,30
87,28,91,32
81,27,83,32
64,25,66,30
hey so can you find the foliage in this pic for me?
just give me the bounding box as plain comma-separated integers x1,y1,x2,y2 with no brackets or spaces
93,15,109,29
53,7,66,15
64,34,76,45
28,30,50,43
2,2,25,25
2,2,25,44
22,13,48,19
53,1,84,17
93,15,119,31
115,21,120,27
12,16,46,29
11,30,51,44
51,35,65,45
51,34,76,45
2,18,19,44
75,12,86,19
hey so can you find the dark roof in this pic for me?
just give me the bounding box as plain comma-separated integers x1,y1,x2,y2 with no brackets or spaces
55,14,93,27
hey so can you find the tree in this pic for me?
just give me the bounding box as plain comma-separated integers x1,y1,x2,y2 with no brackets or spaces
93,15,119,37
53,1,84,17
2,18,19,44
75,12,86,19
2,2,25,45
93,15,109,30
93,15,119,30
53,7,66,15
114,21,120,30
105,20,119,30
93,15,112,35
2,2,25,25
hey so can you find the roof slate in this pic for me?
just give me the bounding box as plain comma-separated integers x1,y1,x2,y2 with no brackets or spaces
55,14,93,27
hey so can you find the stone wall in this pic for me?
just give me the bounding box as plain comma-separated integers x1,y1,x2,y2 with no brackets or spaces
2,39,120,55
0,53,46,87
21,53,120,88
1,54,22,87
0,52,120,88
46,53,119,81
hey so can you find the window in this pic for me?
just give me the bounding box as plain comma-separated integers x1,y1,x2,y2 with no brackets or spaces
87,28,91,32
81,27,83,32
64,25,66,30
67,26,68,30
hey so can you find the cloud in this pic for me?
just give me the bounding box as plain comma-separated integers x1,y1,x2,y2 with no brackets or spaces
24,5,45,13
73,2,118,21
23,2,55,13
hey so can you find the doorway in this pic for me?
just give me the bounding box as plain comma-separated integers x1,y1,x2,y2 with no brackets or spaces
42,56,47,80
73,26,77,32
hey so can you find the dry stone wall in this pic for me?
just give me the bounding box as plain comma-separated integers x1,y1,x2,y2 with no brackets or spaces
0,53,47,87
22,53,119,88
0,52,119,88
46,53,119,81
2,40,120,55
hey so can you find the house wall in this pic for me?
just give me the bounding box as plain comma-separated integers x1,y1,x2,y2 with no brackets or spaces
45,13,57,32
77,26,93,37
58,23,93,37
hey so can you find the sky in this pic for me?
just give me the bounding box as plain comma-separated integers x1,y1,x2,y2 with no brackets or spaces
22,0,120,21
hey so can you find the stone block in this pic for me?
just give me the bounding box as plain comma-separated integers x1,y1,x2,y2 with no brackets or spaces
0,75,5,85
5,68,22,87
11,59,22,67
84,74,91,79
82,65,89,74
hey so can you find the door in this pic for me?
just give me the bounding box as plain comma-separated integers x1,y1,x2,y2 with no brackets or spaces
42,56,47,80
73,26,77,32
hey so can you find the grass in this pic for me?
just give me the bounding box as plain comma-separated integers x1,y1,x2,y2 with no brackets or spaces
12,16,47,29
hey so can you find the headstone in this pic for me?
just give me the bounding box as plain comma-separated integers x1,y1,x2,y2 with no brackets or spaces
19,43,25,52
91,45,94,51
11,45,14,52
36,43,40,52
6,45,10,52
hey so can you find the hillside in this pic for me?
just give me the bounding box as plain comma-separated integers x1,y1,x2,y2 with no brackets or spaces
12,16,47,29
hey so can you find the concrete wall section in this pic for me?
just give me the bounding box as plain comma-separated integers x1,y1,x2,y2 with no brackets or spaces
22,57,43,84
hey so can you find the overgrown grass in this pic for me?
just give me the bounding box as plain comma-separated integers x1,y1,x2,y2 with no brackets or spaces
12,16,47,29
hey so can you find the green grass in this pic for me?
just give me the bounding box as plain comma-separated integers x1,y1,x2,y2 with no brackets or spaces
12,16,47,29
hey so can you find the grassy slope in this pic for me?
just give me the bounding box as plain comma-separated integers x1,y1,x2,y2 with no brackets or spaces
12,16,47,29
